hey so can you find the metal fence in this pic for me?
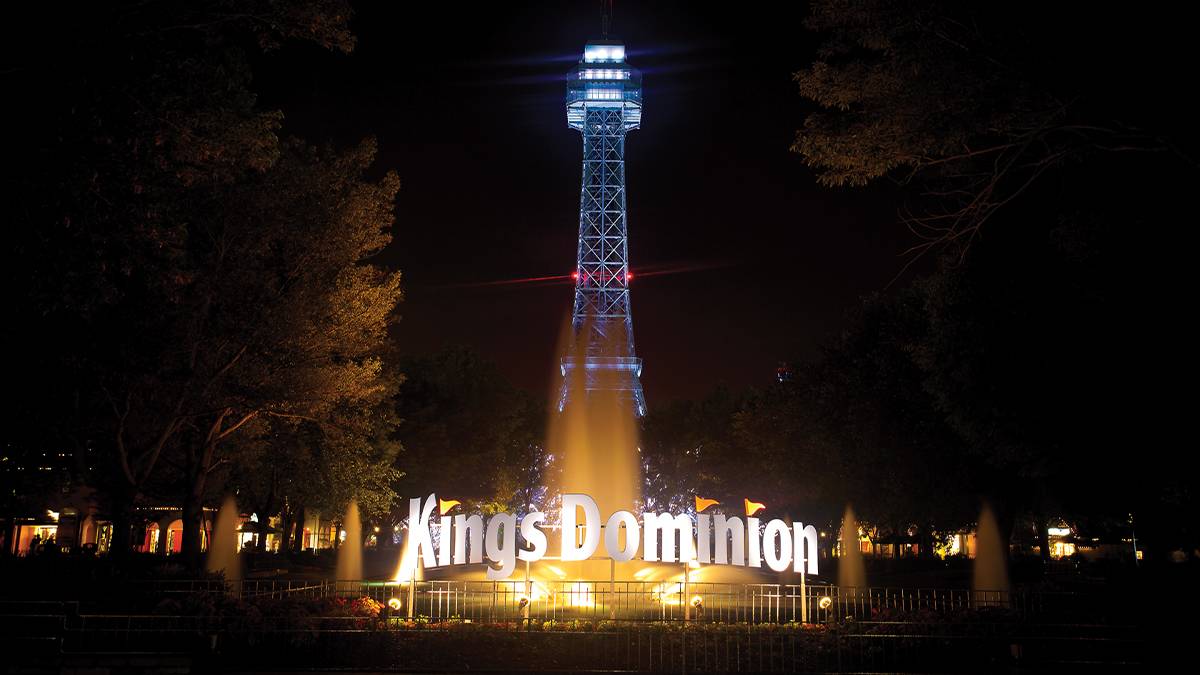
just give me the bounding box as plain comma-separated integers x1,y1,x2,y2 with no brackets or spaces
0,587,1143,672
86,578,1121,625
351,580,1105,624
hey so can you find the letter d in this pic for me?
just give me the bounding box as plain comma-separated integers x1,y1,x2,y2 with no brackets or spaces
561,494,600,561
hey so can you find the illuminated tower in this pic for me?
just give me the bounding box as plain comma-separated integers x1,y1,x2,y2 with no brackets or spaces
557,39,647,416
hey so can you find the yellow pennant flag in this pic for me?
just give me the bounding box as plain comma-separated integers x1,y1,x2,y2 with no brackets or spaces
438,499,461,515
744,498,766,517
695,496,720,513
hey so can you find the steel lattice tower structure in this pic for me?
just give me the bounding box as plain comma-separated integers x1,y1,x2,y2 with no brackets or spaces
557,40,647,417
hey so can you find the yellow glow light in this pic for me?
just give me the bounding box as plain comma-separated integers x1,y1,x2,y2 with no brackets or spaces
654,582,684,605
387,597,402,611
562,582,594,607
818,596,833,610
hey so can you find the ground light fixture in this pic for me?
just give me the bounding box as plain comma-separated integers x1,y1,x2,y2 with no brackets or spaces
387,597,402,611
818,596,833,610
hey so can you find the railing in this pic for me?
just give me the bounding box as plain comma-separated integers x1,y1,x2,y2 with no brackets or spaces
0,588,1143,672
0,580,1127,626
107,579,1109,625
357,580,1075,623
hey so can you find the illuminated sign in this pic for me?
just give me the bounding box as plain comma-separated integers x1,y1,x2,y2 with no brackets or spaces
404,493,819,580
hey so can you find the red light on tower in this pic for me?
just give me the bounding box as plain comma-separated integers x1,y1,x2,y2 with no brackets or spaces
571,270,580,281
625,271,633,282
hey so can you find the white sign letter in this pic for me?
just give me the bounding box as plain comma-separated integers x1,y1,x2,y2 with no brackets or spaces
714,514,745,566
561,494,600,561
407,494,439,570
793,522,819,575
519,512,547,562
747,517,762,568
642,512,694,563
605,510,640,562
763,519,792,573
485,513,518,580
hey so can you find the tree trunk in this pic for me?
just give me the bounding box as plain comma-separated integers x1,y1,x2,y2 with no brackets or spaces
108,487,136,560
254,515,269,553
181,478,207,565
255,475,277,553
1037,513,1052,565
181,440,217,566
279,510,294,557
989,498,1016,563
292,506,306,553
918,523,935,559
156,519,170,555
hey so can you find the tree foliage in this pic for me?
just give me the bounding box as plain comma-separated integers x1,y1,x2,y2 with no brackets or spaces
793,0,1194,258
5,0,403,558
392,348,546,516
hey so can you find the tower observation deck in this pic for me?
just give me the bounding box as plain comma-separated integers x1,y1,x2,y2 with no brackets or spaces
557,40,647,417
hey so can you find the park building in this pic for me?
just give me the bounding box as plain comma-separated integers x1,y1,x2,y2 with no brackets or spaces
4,494,348,556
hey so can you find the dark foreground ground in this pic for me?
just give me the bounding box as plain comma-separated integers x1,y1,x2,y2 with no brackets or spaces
2,554,1194,673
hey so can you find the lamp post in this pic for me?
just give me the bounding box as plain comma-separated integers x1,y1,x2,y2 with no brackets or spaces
683,558,691,621
800,551,808,623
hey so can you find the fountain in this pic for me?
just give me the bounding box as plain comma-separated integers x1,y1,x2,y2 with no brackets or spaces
205,495,242,589
336,499,363,584
546,329,642,581
972,502,1010,607
838,504,866,606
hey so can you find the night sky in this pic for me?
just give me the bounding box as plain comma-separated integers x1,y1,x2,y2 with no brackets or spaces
253,1,920,403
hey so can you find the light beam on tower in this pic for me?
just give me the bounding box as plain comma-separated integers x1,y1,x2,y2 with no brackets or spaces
557,30,647,417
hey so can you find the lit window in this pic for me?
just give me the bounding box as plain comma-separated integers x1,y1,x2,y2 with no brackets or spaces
586,89,622,101
581,69,629,80
584,45,626,63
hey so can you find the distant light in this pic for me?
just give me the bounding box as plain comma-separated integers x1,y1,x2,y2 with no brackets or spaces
1047,527,1071,537
625,271,633,281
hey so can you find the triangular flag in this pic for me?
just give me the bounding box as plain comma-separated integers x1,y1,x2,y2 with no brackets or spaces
439,498,461,515
695,496,720,513
744,498,766,517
